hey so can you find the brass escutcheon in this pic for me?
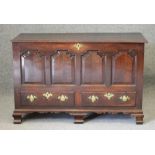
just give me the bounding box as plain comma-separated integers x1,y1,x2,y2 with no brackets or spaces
74,43,82,50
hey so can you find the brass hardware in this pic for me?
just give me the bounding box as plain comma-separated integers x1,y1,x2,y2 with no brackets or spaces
26,94,37,102
74,43,82,50
104,93,114,100
120,95,130,102
58,95,68,102
43,92,53,99
88,95,99,103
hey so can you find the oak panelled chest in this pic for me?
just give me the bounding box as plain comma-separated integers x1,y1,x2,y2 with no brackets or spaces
12,33,147,124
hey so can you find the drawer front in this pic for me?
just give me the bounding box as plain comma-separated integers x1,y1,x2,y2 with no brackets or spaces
20,91,75,107
81,92,136,107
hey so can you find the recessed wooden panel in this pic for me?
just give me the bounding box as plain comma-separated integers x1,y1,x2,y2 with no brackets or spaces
81,51,104,84
21,50,45,84
112,51,136,84
51,50,75,84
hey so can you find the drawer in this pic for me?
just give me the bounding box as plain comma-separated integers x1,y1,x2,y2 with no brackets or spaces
20,91,75,107
81,92,136,107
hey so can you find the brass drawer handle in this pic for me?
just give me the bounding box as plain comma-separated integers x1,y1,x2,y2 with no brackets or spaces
88,95,99,103
120,95,130,102
58,95,68,102
74,43,82,50
43,92,53,99
27,94,37,102
104,93,114,100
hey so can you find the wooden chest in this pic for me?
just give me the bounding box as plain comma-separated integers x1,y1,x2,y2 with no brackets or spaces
12,33,147,124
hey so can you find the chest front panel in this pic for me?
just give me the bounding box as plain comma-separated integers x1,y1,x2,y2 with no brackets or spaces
14,42,143,109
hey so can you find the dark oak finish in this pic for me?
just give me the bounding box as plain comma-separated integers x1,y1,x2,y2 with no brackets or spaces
12,33,147,124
